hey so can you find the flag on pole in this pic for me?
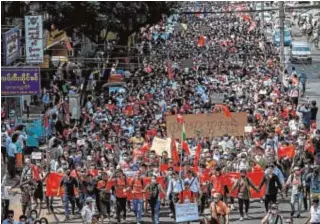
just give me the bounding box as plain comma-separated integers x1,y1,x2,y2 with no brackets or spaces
216,104,232,118
171,138,179,164
197,35,205,47
168,62,174,80
193,142,201,171
181,123,190,155
176,114,184,124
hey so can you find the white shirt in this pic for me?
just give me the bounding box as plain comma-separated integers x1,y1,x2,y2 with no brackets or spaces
81,204,95,224
184,177,201,193
311,205,320,223
167,178,184,198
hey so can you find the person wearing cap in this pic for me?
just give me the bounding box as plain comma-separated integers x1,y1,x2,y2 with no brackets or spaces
210,192,230,224
231,169,259,221
81,196,95,224
286,166,303,218
261,204,283,224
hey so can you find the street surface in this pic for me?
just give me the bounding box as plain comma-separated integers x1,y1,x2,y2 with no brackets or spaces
2,6,320,224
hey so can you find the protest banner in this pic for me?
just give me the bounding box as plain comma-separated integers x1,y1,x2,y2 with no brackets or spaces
166,112,247,139
151,137,171,156
224,172,265,198
175,203,199,223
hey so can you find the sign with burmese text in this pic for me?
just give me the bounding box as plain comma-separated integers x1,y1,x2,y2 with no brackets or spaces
3,27,20,65
166,112,247,139
25,15,44,63
1,67,41,95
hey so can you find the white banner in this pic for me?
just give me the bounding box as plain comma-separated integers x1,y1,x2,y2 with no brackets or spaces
175,203,199,223
25,15,44,64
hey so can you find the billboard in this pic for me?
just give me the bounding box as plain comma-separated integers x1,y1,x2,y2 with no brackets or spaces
1,67,41,95
25,15,44,64
3,27,20,65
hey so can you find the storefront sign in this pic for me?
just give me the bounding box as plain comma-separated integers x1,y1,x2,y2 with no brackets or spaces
3,27,20,65
175,203,199,222
1,67,41,95
25,15,44,63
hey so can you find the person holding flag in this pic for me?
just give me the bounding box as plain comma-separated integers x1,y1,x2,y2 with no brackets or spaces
230,169,260,221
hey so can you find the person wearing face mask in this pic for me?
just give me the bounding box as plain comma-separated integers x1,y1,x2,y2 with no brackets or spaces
261,204,283,224
166,172,184,219
210,192,230,224
231,169,260,221
2,210,18,224
258,165,283,212
305,167,320,210
97,172,111,223
285,166,303,218
27,209,38,224
129,170,145,224
18,215,27,224
20,171,37,216
234,153,250,172
297,103,311,130
58,169,79,221
142,175,165,224
184,170,201,202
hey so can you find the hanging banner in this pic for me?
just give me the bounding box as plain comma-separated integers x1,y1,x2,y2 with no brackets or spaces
1,67,41,95
3,27,20,65
25,15,44,64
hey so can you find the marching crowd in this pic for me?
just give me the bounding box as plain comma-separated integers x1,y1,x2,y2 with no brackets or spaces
2,2,320,224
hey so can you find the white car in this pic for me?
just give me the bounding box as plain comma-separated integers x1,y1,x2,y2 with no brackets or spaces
290,42,312,64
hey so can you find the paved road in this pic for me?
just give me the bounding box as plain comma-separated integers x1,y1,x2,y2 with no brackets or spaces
3,10,320,224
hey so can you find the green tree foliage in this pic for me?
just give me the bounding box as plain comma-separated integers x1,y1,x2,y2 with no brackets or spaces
40,1,177,44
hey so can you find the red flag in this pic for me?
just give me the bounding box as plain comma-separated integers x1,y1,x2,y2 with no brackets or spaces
193,142,201,169
176,114,184,124
171,138,179,164
278,145,296,159
46,173,65,197
197,35,205,47
216,104,232,118
140,143,150,154
224,172,265,198
160,163,169,172
168,62,173,80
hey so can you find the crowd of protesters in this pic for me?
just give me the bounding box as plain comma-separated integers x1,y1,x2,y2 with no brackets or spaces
2,1,320,224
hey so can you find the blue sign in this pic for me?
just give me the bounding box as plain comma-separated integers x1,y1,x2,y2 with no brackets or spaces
3,27,20,65
25,15,44,64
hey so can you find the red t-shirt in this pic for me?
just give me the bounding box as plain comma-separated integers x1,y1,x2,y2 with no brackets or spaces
130,178,144,200
31,165,42,182
112,178,127,198
179,189,194,203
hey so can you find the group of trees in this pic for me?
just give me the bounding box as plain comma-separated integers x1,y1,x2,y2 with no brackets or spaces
3,1,178,45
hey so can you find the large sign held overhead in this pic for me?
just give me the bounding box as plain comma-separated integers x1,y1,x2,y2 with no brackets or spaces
166,112,247,139
25,15,44,64
1,67,41,95
3,27,20,65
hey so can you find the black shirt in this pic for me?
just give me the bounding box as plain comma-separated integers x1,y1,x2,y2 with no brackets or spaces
258,173,282,195
60,176,79,196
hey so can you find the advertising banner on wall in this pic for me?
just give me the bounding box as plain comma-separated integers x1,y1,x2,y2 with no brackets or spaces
25,15,44,64
1,67,41,95
3,27,20,65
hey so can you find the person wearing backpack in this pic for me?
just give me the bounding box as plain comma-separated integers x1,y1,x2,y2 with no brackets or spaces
129,170,145,224
261,204,284,224
143,175,166,224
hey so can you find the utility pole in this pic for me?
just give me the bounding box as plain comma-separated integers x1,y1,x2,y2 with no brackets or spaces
279,1,285,71
261,2,265,30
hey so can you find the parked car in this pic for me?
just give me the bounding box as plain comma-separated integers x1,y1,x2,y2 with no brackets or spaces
273,28,292,46
290,41,312,64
